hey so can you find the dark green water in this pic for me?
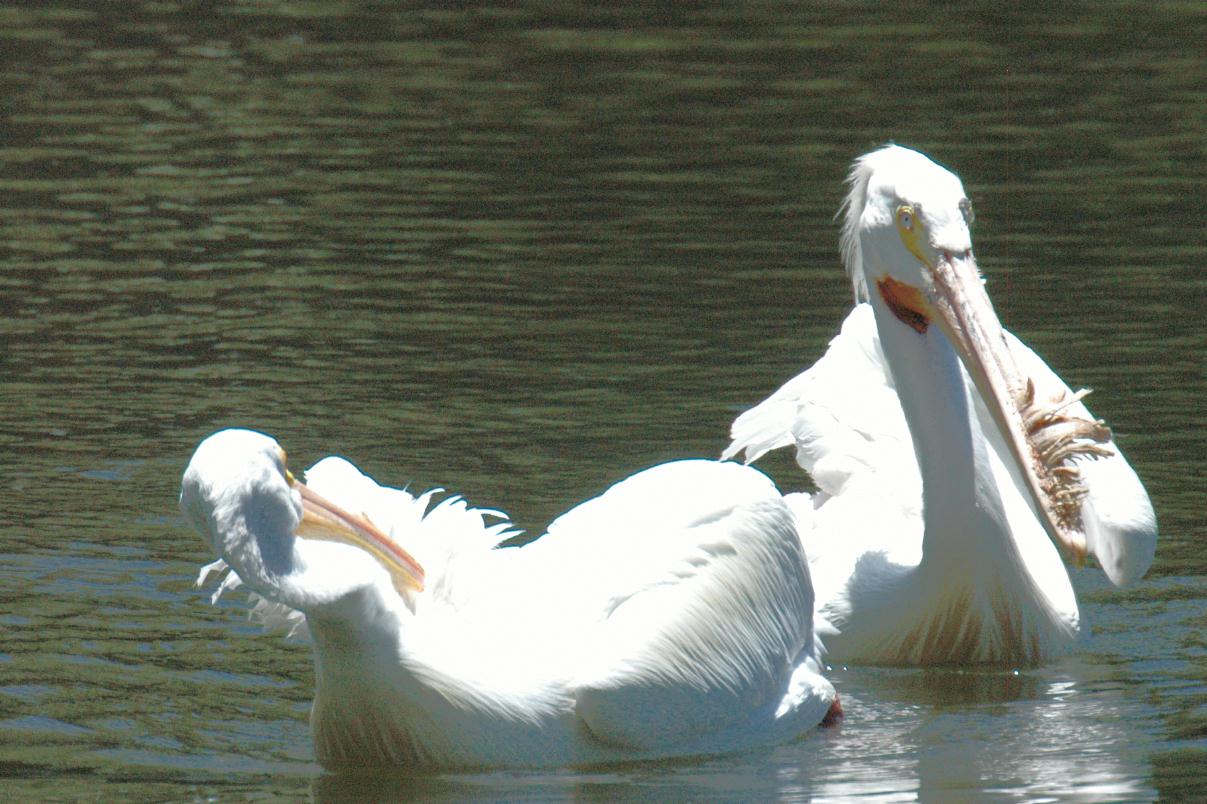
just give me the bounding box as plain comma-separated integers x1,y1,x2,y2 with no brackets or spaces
1,2,1202,799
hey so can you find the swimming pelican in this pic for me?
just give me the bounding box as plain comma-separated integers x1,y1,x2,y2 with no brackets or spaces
724,145,1157,666
180,428,838,770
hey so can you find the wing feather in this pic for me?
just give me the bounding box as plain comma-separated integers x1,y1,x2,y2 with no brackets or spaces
546,461,817,749
725,304,918,499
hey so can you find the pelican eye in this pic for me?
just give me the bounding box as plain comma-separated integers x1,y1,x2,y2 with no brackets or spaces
278,447,296,484
895,204,930,266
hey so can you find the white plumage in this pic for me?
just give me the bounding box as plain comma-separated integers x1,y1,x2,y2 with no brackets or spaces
182,429,837,770
725,145,1157,666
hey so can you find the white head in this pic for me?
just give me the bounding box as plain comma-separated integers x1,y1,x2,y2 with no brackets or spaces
180,429,297,561
841,145,975,302
180,429,425,609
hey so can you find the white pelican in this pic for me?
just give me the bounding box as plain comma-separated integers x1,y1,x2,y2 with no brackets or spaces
724,145,1157,666
180,428,838,770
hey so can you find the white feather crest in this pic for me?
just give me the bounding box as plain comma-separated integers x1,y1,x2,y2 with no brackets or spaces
838,149,876,302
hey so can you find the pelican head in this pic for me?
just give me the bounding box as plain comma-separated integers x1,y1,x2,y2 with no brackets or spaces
180,429,424,610
840,145,1110,564
842,144,975,302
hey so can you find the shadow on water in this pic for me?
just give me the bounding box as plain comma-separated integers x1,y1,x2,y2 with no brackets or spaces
309,761,789,804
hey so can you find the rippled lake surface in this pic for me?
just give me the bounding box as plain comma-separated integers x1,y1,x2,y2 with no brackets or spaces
1,2,1203,800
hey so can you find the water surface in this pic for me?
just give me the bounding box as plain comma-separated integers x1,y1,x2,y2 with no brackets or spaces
1,2,1203,800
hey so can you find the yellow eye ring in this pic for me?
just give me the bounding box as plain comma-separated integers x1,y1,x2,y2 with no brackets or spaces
895,204,931,267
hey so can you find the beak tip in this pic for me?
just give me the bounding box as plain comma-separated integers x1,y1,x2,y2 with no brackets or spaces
1060,530,1089,568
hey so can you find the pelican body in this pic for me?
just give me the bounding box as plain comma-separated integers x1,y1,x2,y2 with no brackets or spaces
725,145,1157,666
180,429,837,769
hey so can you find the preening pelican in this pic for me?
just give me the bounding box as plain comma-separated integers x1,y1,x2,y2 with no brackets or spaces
724,145,1157,666
180,429,837,770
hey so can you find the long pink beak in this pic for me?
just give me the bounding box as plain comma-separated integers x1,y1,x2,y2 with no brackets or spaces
292,478,425,593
